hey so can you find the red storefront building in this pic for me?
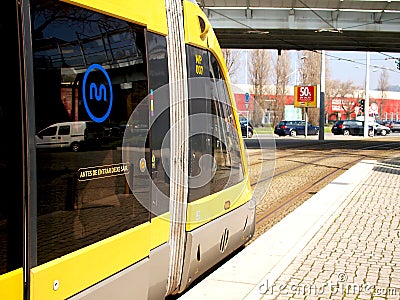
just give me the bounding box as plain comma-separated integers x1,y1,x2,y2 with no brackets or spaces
234,87,400,123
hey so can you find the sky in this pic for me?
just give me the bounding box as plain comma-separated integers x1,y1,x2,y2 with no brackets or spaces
326,51,400,89
230,50,400,91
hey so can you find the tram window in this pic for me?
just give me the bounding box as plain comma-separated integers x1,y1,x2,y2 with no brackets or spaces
187,46,212,202
186,46,244,202
147,32,170,216
209,54,244,192
32,1,152,266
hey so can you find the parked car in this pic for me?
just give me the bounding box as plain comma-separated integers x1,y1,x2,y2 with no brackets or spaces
382,120,400,132
391,121,400,132
369,122,391,136
35,121,104,152
381,120,392,128
331,120,373,136
274,120,319,137
240,118,254,138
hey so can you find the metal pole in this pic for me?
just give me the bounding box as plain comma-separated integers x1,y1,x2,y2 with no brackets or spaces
364,52,370,137
319,50,325,140
245,50,248,85
305,108,308,138
246,111,249,137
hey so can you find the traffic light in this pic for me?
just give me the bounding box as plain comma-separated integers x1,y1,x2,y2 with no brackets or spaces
360,99,365,113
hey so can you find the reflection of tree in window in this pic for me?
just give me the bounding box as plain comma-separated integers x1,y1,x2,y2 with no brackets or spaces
209,54,244,194
32,1,152,266
32,2,145,70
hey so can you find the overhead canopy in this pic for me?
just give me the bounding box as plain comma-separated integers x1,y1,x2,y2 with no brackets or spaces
199,0,400,52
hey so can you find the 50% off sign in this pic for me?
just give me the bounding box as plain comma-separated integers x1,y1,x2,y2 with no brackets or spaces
294,85,318,108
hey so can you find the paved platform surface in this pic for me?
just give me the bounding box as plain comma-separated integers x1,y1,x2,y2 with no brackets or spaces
179,156,400,299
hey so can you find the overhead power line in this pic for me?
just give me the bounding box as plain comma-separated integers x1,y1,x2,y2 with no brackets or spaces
203,6,400,75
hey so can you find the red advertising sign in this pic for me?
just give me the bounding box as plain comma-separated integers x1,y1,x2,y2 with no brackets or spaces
294,85,318,107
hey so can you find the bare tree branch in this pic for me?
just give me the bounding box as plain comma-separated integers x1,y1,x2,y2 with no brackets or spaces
222,49,240,80
377,69,389,118
298,50,321,125
248,49,273,126
271,50,291,127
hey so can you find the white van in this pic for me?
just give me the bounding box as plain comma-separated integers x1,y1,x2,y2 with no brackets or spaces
35,121,104,151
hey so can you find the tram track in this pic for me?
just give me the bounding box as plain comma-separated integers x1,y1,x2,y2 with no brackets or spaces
251,141,400,181
246,139,400,167
255,156,364,225
248,139,400,244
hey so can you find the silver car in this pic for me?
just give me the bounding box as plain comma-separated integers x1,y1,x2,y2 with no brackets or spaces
370,122,391,136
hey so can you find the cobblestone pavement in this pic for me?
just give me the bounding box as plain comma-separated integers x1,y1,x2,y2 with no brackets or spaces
259,156,400,300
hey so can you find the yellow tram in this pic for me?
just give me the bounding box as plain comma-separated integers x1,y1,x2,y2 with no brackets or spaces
0,0,255,298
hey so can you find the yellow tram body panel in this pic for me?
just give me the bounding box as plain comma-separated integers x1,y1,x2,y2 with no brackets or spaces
29,211,171,300
183,1,211,49
186,180,253,231
0,268,23,300
183,0,226,85
183,0,227,76
183,0,225,67
63,0,168,35
30,222,152,300
150,213,171,249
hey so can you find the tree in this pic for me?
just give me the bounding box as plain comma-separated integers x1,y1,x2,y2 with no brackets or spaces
297,51,322,125
269,50,291,127
325,79,342,120
335,81,358,119
298,51,321,85
248,49,272,126
377,69,389,118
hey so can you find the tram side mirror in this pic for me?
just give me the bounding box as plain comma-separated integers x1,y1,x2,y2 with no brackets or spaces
198,16,210,40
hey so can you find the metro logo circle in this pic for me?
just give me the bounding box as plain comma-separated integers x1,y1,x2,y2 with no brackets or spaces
82,64,113,123
294,85,318,108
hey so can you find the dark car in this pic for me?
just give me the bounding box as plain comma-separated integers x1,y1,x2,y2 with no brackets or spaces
240,118,254,138
383,120,400,132
391,121,400,132
274,120,319,137
331,120,373,136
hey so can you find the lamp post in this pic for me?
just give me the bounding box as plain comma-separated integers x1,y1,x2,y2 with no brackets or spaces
363,52,370,137
294,55,309,137
295,55,307,85
319,50,325,141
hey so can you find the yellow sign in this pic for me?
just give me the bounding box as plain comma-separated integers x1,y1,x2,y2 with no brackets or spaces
195,54,204,75
294,85,318,108
78,163,129,181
